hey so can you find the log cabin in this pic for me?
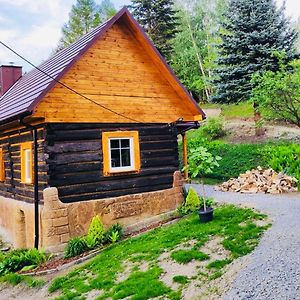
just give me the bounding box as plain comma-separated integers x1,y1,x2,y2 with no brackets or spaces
0,7,205,252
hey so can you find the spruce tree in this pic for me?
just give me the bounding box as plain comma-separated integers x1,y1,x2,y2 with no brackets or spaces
56,0,116,51
213,0,298,103
130,0,179,60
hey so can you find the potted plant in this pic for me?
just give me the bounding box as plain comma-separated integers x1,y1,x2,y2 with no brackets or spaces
187,146,221,223
198,196,214,223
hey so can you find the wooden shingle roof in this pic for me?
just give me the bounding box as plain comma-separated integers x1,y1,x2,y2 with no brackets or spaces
0,7,204,124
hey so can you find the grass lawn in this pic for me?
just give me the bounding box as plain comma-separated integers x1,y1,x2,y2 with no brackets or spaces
201,102,254,119
48,204,269,300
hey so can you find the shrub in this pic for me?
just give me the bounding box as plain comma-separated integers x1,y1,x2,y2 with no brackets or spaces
200,117,226,140
180,187,200,214
86,215,105,248
64,237,88,258
104,224,123,244
264,144,300,186
0,249,47,275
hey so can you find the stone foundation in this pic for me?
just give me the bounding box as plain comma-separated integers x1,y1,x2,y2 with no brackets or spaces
0,171,184,252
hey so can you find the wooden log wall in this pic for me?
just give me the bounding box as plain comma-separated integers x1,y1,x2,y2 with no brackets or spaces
45,123,179,203
0,128,47,203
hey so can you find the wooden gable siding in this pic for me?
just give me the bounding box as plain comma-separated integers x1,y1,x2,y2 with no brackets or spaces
0,129,47,202
45,124,179,202
33,22,200,124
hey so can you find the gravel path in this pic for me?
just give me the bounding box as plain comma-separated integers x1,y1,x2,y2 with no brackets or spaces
189,184,300,300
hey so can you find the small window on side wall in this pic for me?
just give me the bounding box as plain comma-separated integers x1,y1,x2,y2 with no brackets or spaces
21,142,33,184
0,148,5,182
102,131,140,176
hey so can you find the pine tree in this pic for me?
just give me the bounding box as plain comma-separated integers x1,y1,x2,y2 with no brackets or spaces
56,0,116,51
130,0,179,60
213,0,298,103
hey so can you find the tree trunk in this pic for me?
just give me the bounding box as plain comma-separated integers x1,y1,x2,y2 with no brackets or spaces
253,102,265,136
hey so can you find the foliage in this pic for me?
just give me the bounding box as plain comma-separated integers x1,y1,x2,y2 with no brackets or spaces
199,196,214,208
264,144,300,186
0,249,47,275
86,215,105,248
251,58,300,127
200,117,226,140
181,187,201,214
179,187,215,215
171,0,227,102
213,0,298,103
56,0,116,51
187,146,221,178
48,205,268,299
171,249,209,264
104,223,124,244
130,0,178,60
64,237,88,258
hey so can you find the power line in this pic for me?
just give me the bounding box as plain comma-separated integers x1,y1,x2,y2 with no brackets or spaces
0,40,149,124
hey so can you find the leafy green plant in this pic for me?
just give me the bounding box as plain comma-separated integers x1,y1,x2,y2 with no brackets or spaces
0,249,47,275
251,57,300,127
64,237,88,258
264,144,300,187
187,146,221,179
104,223,123,244
200,117,226,140
86,215,105,248
199,197,214,209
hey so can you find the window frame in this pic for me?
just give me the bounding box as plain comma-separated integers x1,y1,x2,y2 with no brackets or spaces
102,131,140,176
20,142,33,184
0,148,5,182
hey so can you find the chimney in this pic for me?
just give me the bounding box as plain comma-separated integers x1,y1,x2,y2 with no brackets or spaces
0,64,22,96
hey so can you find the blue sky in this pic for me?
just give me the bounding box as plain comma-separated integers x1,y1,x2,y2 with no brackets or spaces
0,0,298,72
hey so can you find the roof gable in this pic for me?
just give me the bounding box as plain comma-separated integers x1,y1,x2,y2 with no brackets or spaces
0,7,204,124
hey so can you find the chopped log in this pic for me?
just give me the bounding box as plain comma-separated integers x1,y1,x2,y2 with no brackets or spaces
218,168,298,194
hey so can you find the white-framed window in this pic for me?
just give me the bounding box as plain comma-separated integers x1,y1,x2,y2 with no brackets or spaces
102,131,140,176
109,137,134,172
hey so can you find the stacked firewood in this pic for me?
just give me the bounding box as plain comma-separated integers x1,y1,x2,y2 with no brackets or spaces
218,167,298,194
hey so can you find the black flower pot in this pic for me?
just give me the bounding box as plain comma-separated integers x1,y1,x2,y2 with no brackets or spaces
198,207,214,223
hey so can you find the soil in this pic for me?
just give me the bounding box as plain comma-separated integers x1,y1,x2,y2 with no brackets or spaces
204,108,300,143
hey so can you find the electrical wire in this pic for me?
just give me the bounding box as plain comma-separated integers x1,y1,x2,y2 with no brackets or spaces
0,40,150,125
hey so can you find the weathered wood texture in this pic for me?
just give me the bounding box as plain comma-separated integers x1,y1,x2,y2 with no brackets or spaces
0,128,48,203
33,22,200,123
45,123,179,203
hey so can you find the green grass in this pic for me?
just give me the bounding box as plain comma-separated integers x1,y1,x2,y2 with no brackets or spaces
200,102,253,119
0,273,45,288
171,249,209,264
48,205,268,299
173,275,189,284
206,259,233,270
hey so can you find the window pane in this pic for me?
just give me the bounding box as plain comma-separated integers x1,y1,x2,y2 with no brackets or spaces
25,149,31,182
121,149,131,167
110,140,120,149
121,139,130,148
111,149,121,167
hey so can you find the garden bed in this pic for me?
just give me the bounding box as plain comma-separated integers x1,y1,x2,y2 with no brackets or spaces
46,204,270,300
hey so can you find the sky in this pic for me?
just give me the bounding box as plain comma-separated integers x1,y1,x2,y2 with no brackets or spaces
0,0,299,72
